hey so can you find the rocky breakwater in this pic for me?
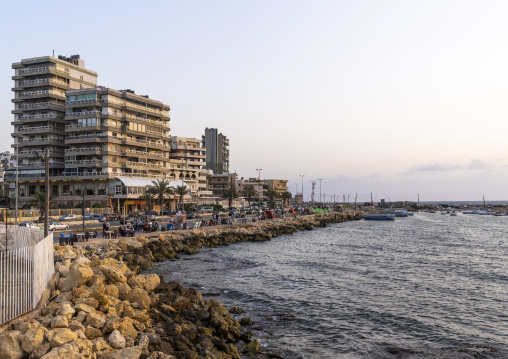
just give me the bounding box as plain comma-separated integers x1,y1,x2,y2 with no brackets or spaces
0,244,250,359
0,212,361,359
120,211,363,271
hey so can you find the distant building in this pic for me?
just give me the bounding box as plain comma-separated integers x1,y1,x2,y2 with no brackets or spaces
0,152,15,170
263,179,289,196
202,128,229,174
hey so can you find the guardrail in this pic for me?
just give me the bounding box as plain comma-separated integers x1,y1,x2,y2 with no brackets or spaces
0,226,54,324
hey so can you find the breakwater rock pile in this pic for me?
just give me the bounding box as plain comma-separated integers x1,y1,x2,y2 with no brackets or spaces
0,212,361,359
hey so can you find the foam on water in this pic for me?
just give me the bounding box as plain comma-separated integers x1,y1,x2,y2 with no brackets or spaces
146,213,508,358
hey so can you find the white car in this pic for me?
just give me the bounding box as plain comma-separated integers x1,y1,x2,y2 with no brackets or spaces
19,222,41,229
48,222,70,231
59,214,77,221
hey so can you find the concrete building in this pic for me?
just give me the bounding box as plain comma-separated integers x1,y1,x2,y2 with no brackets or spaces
0,152,16,170
202,128,229,174
169,136,209,204
263,179,289,195
11,55,98,178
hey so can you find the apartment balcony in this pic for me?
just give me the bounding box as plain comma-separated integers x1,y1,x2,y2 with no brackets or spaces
65,159,102,168
65,124,104,132
5,171,112,182
65,147,102,155
121,102,164,117
65,99,102,107
13,90,66,102
18,138,65,147
13,113,65,124
19,161,65,169
13,102,65,113
18,150,64,159
16,126,65,135
122,138,170,150
13,67,74,81
65,110,100,120
13,78,69,91
123,161,163,170
122,149,165,160
66,135,122,145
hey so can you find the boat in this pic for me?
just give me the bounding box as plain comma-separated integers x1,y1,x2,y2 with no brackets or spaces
450,211,457,216
363,209,395,220
463,210,476,214
394,209,409,217
440,211,448,215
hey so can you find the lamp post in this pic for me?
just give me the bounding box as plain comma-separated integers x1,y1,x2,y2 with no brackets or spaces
295,183,298,205
256,169,262,214
300,175,305,206
82,189,85,231
318,179,323,205
181,159,184,212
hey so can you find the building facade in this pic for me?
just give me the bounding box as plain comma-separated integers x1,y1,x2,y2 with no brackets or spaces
202,128,229,174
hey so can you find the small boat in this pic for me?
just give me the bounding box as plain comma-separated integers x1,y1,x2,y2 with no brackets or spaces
394,209,409,217
440,211,447,215
363,209,395,220
429,210,435,213
463,210,476,214
450,211,457,216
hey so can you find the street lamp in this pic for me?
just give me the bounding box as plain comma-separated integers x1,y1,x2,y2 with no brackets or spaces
300,175,304,206
318,179,323,205
256,169,262,213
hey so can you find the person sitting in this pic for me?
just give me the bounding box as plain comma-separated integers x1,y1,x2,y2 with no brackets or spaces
129,227,135,237
119,227,126,237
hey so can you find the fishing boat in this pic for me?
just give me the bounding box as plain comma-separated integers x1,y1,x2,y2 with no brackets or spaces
463,210,476,214
363,209,395,220
394,209,409,217
450,211,457,216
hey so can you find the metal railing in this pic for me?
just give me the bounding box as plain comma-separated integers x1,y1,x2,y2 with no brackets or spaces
0,227,54,325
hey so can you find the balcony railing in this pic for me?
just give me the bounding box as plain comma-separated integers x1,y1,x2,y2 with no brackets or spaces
19,78,68,86
65,98,98,105
19,114,64,121
66,111,100,116
20,90,65,98
19,126,63,132
19,162,64,167
20,102,65,109
65,160,102,165
125,161,163,169
19,138,64,144
123,150,163,158
65,147,101,153
18,66,50,74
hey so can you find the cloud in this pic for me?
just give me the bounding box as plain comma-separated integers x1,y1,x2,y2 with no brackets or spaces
467,159,490,170
409,162,463,172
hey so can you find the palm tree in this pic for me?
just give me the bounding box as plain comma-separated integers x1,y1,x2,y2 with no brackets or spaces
174,185,189,212
281,191,292,206
264,189,279,209
139,189,156,213
27,191,55,221
241,186,257,207
148,180,174,214
222,188,239,210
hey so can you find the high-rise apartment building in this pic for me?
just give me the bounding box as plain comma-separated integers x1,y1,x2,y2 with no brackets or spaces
202,128,229,174
8,54,203,213
11,55,98,177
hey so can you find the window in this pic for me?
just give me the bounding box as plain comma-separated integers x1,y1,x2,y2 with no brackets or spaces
98,182,106,195
74,183,82,195
19,185,25,197
52,184,58,196
62,184,70,195
85,183,94,195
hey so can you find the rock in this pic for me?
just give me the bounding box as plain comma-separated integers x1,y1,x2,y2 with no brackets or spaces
105,284,120,298
29,342,51,359
0,331,24,359
85,326,103,340
102,316,122,334
61,264,94,292
229,306,244,314
74,303,96,313
74,255,91,266
122,305,135,318
127,275,146,289
146,352,176,359
21,326,46,353
75,310,88,322
118,317,139,339
51,315,69,328
84,311,106,329
39,338,93,359
58,265,70,277
143,274,160,292
172,296,190,311
100,265,127,284
68,320,86,332
243,339,260,355
117,283,131,300
45,328,78,347
126,287,151,310
93,337,111,352
98,346,143,359
109,330,126,349
117,238,143,252
240,317,253,326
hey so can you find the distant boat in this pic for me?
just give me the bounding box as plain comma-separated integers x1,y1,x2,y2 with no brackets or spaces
441,211,447,215
394,209,409,217
363,209,395,220
450,211,457,216
463,210,476,214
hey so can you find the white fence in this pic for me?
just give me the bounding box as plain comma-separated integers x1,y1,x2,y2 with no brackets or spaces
0,226,54,324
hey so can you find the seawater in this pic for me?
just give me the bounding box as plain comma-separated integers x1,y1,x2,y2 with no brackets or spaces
147,213,508,358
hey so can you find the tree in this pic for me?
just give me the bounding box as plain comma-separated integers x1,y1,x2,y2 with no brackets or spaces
175,185,190,212
281,191,292,206
148,180,174,214
27,191,55,220
222,188,238,210
139,189,156,213
241,186,257,207
264,189,279,209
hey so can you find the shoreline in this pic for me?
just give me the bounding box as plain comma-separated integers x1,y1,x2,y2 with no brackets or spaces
0,211,362,359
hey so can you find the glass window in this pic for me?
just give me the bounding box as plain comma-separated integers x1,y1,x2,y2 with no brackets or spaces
29,185,36,195
62,184,70,195
74,183,82,195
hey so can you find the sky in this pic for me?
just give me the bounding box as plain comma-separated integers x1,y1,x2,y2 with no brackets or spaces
1,0,508,202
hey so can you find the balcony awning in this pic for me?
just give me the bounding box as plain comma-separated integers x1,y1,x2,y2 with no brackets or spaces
115,177,188,188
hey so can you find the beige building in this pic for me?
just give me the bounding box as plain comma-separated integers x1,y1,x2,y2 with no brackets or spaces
263,179,289,195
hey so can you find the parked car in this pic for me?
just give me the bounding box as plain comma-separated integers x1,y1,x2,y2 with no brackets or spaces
19,222,41,229
103,213,119,221
91,214,103,221
59,214,77,221
148,211,159,216
82,213,94,220
35,217,57,223
48,222,69,231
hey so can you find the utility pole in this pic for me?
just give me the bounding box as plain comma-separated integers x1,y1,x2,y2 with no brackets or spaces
355,193,357,206
256,169,262,213
15,141,18,225
310,181,316,204
418,193,419,206
370,192,373,204
44,149,49,238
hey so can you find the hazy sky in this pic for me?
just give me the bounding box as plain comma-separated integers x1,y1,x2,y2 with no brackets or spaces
2,0,508,201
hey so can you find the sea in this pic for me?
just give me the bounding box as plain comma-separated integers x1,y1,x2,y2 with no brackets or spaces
146,213,508,358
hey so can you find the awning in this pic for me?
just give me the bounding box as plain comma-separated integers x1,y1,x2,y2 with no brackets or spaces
115,177,188,188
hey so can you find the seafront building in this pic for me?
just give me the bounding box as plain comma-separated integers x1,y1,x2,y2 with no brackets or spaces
7,54,202,213
202,128,229,174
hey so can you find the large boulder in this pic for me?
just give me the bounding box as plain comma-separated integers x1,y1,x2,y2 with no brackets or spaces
45,328,78,348
21,326,46,353
97,346,142,359
40,338,93,359
84,311,106,329
100,265,127,284
126,287,151,310
0,331,23,359
61,264,94,292
108,330,125,349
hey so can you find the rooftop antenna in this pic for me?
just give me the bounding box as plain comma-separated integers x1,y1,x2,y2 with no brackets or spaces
52,50,54,57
